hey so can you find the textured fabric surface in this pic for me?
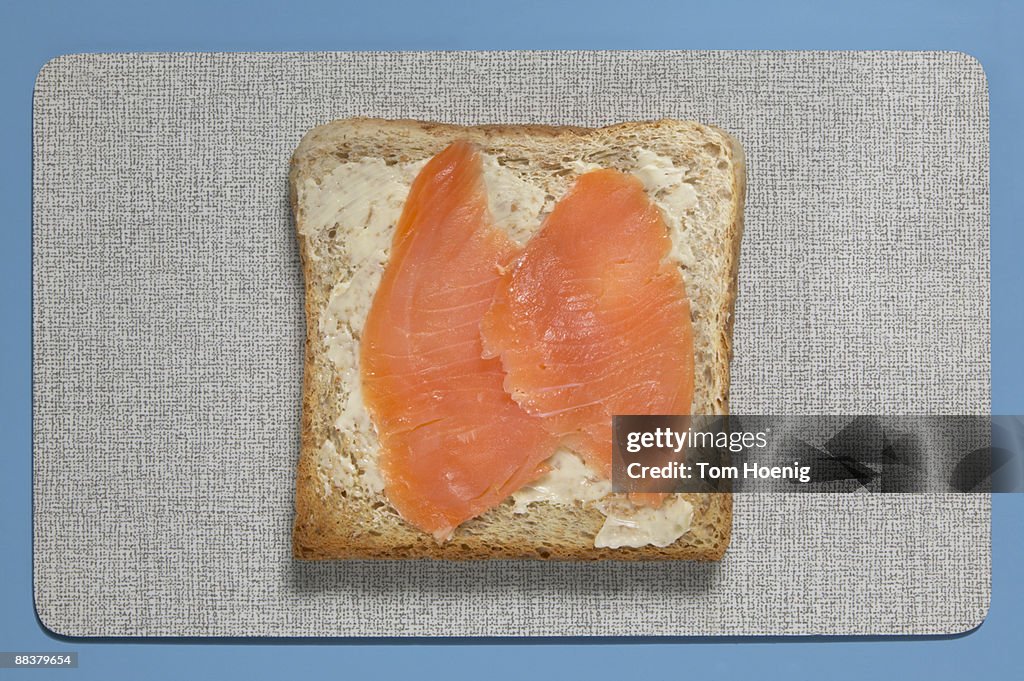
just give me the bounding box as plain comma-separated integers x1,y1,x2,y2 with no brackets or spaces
32,51,990,637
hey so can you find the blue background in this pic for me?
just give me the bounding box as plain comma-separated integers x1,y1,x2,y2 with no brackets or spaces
2,0,1022,678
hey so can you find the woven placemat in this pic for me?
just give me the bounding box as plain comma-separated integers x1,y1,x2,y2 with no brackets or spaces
32,51,990,637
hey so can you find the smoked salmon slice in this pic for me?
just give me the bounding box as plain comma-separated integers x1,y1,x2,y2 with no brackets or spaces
360,141,558,541
481,169,695,481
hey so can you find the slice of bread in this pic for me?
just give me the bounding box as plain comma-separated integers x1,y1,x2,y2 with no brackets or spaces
291,118,744,560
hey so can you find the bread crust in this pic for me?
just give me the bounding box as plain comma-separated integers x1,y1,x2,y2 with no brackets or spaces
291,118,742,560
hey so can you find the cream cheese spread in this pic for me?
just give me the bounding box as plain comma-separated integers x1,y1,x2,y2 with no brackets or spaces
511,448,612,513
307,149,699,547
594,494,695,549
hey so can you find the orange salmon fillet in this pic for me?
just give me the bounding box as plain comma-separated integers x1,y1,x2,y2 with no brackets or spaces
481,169,696,482
360,141,559,540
